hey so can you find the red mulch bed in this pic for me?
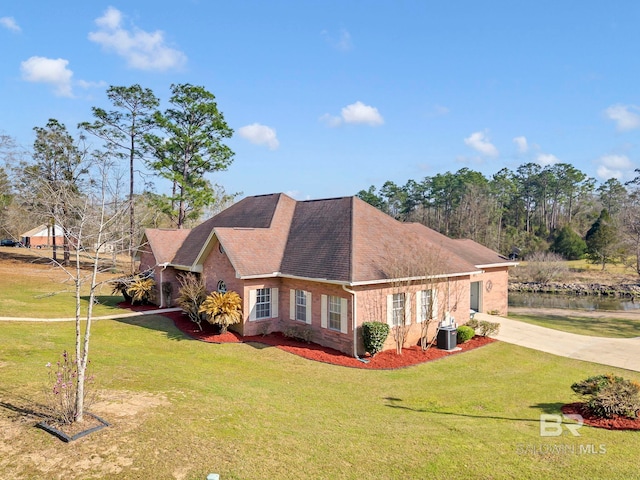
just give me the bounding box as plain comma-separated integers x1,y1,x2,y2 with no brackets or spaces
561,402,640,431
117,302,496,369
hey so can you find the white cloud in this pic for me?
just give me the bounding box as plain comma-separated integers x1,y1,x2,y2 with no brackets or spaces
20,56,73,97
604,104,640,132
321,28,353,51
595,154,634,180
321,101,384,127
342,101,384,125
76,79,108,89
536,153,559,166
0,16,21,32
464,131,498,157
88,6,187,71
513,136,528,153
238,123,279,150
319,113,343,128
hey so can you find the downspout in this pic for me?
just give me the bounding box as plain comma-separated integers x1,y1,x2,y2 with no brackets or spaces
342,285,368,363
158,262,169,308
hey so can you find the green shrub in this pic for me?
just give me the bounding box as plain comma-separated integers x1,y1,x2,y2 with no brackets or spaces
571,374,640,419
466,318,479,330
362,322,390,356
477,320,500,337
283,326,313,343
457,325,475,343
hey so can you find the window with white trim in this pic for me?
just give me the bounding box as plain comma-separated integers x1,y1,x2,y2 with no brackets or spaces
417,289,437,323
321,295,347,333
289,289,311,324
249,287,279,321
255,288,271,319
295,290,307,322
328,295,342,331
392,293,405,326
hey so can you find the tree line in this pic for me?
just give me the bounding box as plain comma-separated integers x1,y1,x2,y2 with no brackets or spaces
357,164,640,274
0,83,236,268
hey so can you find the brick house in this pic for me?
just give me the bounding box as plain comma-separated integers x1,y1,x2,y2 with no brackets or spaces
20,224,65,248
136,193,516,356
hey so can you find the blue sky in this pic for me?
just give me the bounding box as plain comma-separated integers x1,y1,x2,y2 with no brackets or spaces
2,1,640,201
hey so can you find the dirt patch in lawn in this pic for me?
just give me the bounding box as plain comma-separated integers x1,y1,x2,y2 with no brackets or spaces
0,390,169,479
562,402,640,431
154,308,495,369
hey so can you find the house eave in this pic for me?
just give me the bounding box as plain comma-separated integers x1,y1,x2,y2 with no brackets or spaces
170,264,203,273
238,272,350,286
349,270,482,287
475,262,519,269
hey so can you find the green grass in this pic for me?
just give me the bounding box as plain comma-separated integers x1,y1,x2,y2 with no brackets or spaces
1,316,640,479
508,313,640,338
0,254,126,318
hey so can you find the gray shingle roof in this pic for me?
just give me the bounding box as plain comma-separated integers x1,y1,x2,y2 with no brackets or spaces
143,193,514,284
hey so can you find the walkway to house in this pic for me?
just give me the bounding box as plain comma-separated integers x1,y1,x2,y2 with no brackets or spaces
476,312,640,373
0,307,183,322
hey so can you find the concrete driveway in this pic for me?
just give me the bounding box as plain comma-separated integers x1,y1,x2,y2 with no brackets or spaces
475,312,640,373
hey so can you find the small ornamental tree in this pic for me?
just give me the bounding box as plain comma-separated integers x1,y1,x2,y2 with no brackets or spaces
199,291,243,333
176,273,207,331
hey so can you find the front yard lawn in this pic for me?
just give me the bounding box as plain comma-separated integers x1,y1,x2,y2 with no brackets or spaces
508,313,640,338
0,250,126,318
1,315,639,479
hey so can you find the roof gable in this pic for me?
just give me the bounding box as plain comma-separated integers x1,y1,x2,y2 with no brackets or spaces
140,229,191,265
171,193,285,268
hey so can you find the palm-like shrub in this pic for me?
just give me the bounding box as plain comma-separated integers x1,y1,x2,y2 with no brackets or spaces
176,273,207,331
199,291,243,333
127,276,156,305
111,274,135,302
571,374,640,419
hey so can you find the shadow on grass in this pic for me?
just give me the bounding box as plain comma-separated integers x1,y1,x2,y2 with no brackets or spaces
113,315,194,342
243,342,273,350
383,396,539,422
509,314,640,338
0,390,51,422
530,402,566,414
82,295,123,308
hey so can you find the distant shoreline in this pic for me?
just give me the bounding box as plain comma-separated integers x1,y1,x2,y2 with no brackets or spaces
509,281,640,298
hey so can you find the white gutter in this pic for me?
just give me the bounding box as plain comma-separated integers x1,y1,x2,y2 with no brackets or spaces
158,262,169,307
475,262,519,268
341,284,364,360
348,270,481,287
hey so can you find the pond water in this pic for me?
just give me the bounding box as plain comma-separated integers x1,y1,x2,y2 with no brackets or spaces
508,292,640,312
